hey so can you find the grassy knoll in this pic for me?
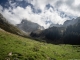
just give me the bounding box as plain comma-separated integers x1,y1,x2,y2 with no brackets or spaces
0,29,80,60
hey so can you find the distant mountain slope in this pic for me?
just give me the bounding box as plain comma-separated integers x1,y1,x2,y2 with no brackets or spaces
0,13,27,37
49,17,80,28
17,19,44,33
63,17,80,27
30,17,80,45
49,23,62,28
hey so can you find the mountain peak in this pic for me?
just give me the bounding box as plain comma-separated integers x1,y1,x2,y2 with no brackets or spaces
17,19,44,33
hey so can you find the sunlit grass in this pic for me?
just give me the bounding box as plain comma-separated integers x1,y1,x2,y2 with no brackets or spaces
0,30,80,60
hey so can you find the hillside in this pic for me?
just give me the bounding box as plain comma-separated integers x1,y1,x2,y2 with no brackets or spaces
0,13,21,35
0,13,29,38
0,29,80,60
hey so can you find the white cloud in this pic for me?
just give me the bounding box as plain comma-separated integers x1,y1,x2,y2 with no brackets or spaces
2,8,21,24
0,0,80,28
73,0,80,6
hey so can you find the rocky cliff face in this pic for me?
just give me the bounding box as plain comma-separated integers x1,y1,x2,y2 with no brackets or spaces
63,17,80,27
17,19,44,33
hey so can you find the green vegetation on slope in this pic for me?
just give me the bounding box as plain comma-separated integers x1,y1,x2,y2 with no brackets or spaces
0,29,80,60
0,13,28,37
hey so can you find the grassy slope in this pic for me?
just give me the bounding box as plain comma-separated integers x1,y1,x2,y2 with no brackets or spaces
0,29,80,60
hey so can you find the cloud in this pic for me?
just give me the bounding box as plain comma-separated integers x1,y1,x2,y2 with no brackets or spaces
0,0,80,28
0,5,3,12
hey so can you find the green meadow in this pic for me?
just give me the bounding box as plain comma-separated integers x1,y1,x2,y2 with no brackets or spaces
0,29,80,60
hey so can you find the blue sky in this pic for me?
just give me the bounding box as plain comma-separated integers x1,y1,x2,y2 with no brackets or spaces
0,0,80,28
0,0,7,4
